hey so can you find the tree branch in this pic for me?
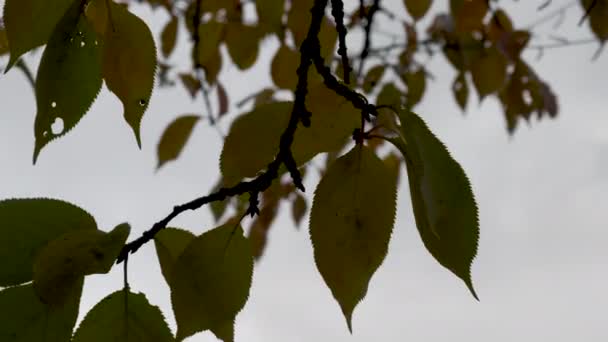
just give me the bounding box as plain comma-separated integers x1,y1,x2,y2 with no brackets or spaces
116,0,330,264
331,0,352,83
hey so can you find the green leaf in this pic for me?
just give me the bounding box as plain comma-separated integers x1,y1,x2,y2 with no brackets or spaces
0,198,97,286
156,115,201,170
160,15,178,58
72,290,174,342
33,223,130,306
170,223,253,341
102,2,157,147
220,88,358,184
2,0,74,70
389,110,479,299
582,0,608,42
404,0,432,21
402,68,426,108
0,281,82,342
309,145,397,331
33,1,102,163
377,82,403,109
154,227,196,286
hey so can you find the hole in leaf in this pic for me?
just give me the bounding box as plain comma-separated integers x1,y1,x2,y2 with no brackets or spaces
472,30,483,41
51,101,57,108
42,131,49,137
521,76,529,84
507,64,515,74
80,41,86,47
453,81,463,91
51,117,64,135
522,89,533,105
138,99,147,106
94,40,98,45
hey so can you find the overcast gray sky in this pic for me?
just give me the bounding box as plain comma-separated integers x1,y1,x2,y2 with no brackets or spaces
1,0,607,341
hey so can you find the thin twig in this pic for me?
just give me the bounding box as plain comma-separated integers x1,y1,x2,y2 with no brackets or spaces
579,0,599,26
331,0,352,83
357,0,380,77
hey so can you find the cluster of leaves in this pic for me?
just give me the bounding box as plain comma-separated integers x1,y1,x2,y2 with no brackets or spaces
1,0,606,341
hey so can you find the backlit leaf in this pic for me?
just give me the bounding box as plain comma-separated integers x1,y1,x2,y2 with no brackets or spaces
288,0,336,57
3,0,74,70
377,82,403,109
170,224,253,341
157,115,200,169
161,15,178,58
33,223,130,306
402,68,426,108
33,1,102,163
309,145,397,331
154,227,195,285
72,290,173,342
0,281,82,342
404,0,432,21
220,93,358,184
470,47,507,100
102,2,157,147
389,110,479,298
0,198,96,286
225,23,261,70
271,44,299,89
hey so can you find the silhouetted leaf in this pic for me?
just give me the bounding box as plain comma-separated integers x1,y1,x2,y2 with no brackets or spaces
33,223,130,306
471,47,507,100
102,2,157,147
0,281,82,342
389,110,479,298
362,65,385,93
404,0,432,21
157,115,201,169
154,227,196,285
217,82,229,117
179,72,201,98
453,72,469,111
309,145,397,331
33,1,102,163
271,44,299,89
0,198,97,286
291,193,307,227
0,28,9,56
170,223,253,341
257,0,285,34
72,290,173,342
377,82,403,109
450,0,488,32
225,23,261,70
582,0,608,41
3,0,73,70
161,15,178,58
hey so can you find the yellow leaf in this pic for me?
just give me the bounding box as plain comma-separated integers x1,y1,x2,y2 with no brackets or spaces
33,1,103,163
271,44,299,89
389,110,479,299
404,0,432,21
309,145,397,331
287,0,336,56
33,223,130,306
156,115,200,169
102,2,157,147
220,91,358,184
160,15,178,58
170,224,253,341
3,0,74,70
